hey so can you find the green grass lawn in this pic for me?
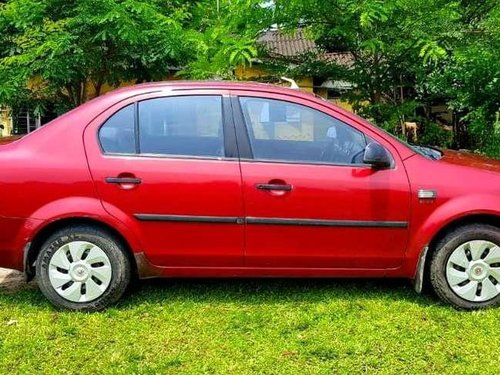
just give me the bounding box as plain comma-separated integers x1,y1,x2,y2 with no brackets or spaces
1,278,499,374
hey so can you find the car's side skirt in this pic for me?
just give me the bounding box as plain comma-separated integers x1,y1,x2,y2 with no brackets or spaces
134,253,408,278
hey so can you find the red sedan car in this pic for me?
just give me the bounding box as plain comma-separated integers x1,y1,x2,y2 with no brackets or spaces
0,81,499,311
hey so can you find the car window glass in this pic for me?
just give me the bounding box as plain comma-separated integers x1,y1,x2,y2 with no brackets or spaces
99,104,135,154
139,96,224,157
239,97,367,165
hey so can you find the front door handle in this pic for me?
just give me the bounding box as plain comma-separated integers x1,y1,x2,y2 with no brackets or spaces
256,183,292,192
105,177,142,185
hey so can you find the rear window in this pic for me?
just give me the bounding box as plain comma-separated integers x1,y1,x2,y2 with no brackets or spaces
98,96,224,158
99,104,135,154
138,96,224,157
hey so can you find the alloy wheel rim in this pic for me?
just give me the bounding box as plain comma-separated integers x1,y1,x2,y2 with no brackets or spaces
446,240,500,302
48,241,112,303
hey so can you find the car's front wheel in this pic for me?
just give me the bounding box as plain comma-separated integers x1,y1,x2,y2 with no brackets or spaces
36,225,131,311
430,224,500,309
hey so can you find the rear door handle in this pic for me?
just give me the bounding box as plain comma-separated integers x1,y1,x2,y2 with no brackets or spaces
105,177,142,185
256,183,292,191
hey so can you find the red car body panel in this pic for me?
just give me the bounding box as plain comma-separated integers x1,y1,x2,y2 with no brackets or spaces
231,90,411,270
241,161,411,269
398,154,500,275
0,81,499,282
441,149,500,174
83,90,244,267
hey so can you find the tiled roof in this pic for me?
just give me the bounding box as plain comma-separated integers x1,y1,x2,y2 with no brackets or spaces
258,29,317,57
258,29,353,66
322,52,354,66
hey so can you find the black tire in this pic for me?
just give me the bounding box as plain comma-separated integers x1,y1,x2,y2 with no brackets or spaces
36,225,131,311
429,224,500,310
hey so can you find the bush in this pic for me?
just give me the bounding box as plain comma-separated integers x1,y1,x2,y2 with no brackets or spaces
468,110,500,158
418,121,453,149
356,101,454,150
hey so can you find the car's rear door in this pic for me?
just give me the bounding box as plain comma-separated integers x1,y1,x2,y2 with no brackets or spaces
231,91,411,269
84,90,244,267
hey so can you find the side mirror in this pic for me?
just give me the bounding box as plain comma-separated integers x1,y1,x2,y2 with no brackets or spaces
363,142,391,169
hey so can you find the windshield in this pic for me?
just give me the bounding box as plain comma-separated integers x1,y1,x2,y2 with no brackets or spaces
410,144,443,160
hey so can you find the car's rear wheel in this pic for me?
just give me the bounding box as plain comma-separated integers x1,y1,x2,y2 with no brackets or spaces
430,224,500,309
36,225,131,311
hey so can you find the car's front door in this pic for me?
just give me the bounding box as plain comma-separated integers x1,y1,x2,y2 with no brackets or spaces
85,91,244,267
233,92,411,269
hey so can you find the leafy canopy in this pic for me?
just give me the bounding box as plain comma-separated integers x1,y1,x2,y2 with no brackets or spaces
269,0,499,155
0,0,196,110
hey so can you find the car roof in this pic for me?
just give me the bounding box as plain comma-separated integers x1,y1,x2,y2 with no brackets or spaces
107,80,313,98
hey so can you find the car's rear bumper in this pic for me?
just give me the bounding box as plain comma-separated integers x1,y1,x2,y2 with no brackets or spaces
0,215,41,272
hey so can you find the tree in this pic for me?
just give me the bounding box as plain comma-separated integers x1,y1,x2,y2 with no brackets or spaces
425,1,500,155
1,0,498,156
273,0,461,125
269,0,499,155
0,0,193,112
0,0,270,112
179,0,270,79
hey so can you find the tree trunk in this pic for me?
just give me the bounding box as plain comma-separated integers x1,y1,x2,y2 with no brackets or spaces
93,78,104,98
452,111,470,150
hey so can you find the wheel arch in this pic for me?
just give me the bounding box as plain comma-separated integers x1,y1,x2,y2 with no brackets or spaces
419,213,500,292
25,216,138,281
427,214,500,254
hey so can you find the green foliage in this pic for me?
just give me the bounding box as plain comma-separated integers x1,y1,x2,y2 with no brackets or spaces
275,0,461,102
354,100,416,133
468,110,500,157
418,121,454,149
0,0,193,108
0,0,498,156
179,27,258,79
425,2,500,156
0,0,269,105
354,100,453,148
271,0,499,156
179,0,267,79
